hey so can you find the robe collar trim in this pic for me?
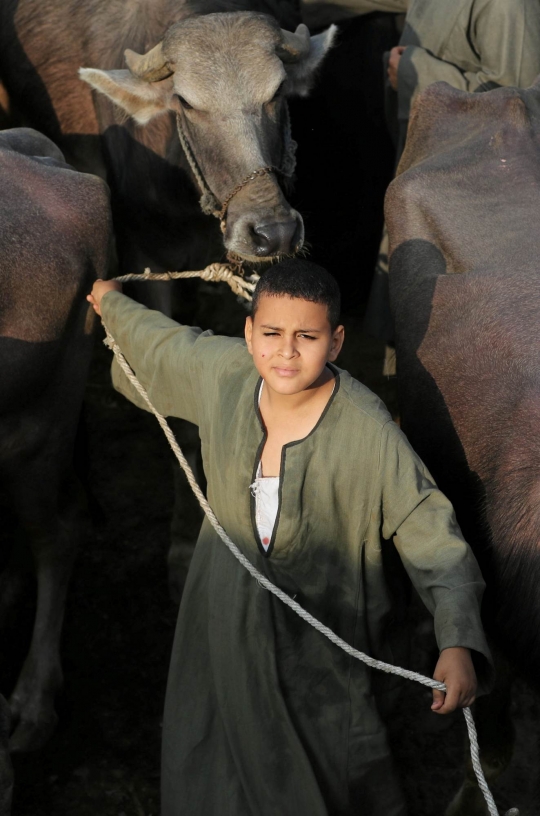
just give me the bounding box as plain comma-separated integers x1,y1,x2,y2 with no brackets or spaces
250,364,341,558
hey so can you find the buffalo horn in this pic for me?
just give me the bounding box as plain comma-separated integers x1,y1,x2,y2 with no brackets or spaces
124,42,173,82
277,23,311,63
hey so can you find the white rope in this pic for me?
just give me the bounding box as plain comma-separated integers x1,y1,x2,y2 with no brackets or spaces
113,263,259,301
101,265,517,816
175,115,220,216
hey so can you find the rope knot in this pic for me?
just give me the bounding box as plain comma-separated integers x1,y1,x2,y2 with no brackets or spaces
200,264,233,283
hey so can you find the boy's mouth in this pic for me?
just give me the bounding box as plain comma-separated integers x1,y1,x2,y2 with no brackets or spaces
273,367,298,377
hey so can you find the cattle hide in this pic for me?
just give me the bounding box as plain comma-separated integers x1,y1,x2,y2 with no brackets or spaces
0,127,112,753
386,78,540,680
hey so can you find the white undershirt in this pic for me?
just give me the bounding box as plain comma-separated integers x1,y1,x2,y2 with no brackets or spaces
250,377,335,551
250,461,280,551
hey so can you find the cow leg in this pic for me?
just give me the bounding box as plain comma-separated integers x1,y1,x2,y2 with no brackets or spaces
7,466,83,752
445,655,514,816
0,694,13,816
0,502,34,628
0,547,32,629
536,726,540,806
167,419,204,604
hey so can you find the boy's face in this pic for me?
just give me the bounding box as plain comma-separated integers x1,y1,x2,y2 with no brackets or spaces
245,294,344,395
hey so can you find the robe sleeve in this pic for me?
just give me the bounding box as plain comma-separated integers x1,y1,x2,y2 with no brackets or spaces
100,290,239,425
378,420,493,690
301,0,406,30
398,0,540,120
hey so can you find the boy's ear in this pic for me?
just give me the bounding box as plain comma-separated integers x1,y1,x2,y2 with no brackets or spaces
245,315,254,354
328,324,345,362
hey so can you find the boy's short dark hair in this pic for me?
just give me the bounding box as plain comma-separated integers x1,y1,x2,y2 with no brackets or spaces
251,259,341,330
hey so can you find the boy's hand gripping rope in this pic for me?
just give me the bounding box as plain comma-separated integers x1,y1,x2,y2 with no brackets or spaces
101,264,518,816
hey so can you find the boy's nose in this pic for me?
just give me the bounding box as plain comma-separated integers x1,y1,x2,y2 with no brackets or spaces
279,342,297,359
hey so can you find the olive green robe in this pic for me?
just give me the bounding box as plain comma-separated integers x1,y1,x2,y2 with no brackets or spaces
101,291,492,816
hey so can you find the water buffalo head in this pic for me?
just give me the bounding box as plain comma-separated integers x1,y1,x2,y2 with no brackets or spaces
80,13,336,261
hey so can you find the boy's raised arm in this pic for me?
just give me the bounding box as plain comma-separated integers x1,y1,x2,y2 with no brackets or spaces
94,285,226,424
378,420,494,693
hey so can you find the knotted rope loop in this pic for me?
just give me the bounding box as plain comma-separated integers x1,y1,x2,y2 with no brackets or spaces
101,266,518,816
175,102,297,223
175,115,220,217
112,263,260,301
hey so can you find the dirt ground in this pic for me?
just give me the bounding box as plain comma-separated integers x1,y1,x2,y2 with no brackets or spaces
6,285,540,816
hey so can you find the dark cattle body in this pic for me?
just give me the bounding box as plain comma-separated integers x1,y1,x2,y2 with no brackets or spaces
385,79,540,815
0,0,337,279
0,127,111,761
387,79,540,675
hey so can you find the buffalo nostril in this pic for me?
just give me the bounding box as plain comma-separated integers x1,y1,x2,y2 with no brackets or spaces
251,220,300,256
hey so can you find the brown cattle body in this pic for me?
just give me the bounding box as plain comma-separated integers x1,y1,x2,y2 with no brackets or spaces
387,80,540,672
0,127,112,755
385,79,540,812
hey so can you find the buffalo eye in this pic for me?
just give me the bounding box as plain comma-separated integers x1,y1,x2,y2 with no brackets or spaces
175,93,193,110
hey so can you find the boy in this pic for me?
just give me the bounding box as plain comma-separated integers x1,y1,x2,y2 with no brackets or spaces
88,259,491,816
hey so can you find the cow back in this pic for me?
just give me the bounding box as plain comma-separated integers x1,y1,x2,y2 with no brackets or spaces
0,128,111,414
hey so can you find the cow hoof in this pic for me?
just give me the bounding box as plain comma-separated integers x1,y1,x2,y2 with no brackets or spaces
0,694,13,815
9,712,58,753
0,754,13,815
8,698,58,753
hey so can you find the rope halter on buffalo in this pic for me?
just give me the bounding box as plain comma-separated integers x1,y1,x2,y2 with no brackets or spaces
175,102,297,222
101,263,518,816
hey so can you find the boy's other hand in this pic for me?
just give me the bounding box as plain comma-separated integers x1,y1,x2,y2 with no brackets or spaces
388,45,406,91
87,280,123,317
431,647,477,714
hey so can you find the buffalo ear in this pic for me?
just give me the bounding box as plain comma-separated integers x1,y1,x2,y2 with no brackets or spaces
282,25,337,97
79,68,174,124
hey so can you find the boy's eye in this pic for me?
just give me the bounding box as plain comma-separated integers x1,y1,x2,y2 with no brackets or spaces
299,334,316,340
263,332,279,336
